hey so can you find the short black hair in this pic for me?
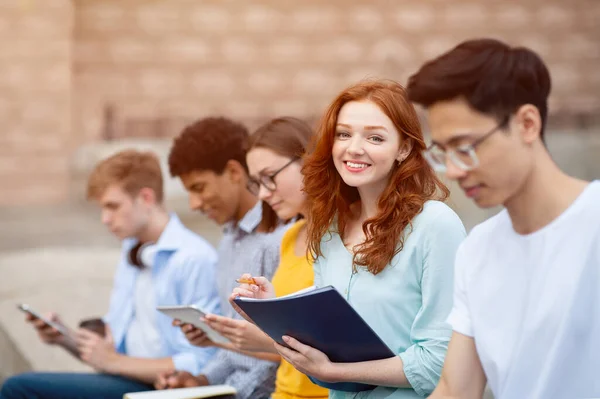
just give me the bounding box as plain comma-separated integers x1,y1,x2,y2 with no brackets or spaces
407,38,552,139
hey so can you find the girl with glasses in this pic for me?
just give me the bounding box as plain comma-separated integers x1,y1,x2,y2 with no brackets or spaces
205,116,329,399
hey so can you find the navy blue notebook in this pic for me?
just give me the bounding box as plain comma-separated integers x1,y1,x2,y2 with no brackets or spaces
233,285,395,392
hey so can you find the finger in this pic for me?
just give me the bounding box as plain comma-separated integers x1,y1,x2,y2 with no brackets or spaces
167,375,182,388
31,318,49,329
45,312,59,322
41,328,62,338
228,299,253,323
203,319,225,333
78,345,92,357
274,342,301,364
204,321,236,337
154,379,165,390
36,323,58,334
249,276,270,288
282,335,312,356
172,319,182,327
181,323,198,333
76,332,97,347
232,287,256,298
185,327,205,338
204,314,238,326
186,331,207,342
76,328,97,340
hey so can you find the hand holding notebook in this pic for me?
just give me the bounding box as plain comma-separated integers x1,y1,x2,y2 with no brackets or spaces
233,285,395,392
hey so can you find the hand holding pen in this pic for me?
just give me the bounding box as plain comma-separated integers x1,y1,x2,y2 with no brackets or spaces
229,273,277,321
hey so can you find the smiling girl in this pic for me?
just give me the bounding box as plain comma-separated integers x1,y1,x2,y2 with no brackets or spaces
274,80,467,398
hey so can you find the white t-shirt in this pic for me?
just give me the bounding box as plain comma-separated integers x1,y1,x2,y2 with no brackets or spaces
448,181,600,399
125,259,164,358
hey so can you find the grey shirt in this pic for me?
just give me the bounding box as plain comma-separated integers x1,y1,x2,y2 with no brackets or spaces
201,201,289,399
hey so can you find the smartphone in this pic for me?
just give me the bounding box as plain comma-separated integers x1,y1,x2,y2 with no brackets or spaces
17,303,70,336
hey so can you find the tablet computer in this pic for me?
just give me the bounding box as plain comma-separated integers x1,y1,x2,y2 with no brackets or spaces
157,305,230,345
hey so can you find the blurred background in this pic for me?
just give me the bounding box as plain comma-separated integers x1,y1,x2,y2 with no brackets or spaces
1,0,599,386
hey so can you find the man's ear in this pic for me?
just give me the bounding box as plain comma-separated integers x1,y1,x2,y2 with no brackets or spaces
223,159,247,184
514,104,543,144
138,187,157,206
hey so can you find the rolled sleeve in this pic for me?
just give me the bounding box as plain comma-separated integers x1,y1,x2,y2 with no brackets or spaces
201,350,234,385
230,359,278,399
400,206,466,396
399,342,448,397
172,350,213,375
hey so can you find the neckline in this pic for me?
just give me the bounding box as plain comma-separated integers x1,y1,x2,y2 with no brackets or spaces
508,181,597,239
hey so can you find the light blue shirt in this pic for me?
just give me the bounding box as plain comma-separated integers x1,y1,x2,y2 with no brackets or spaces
104,213,220,375
314,201,466,398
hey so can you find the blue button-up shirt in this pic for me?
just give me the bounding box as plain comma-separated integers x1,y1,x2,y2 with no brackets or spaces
103,213,220,374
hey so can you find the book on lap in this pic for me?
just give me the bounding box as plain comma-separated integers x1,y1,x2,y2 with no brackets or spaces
233,285,395,392
123,385,236,399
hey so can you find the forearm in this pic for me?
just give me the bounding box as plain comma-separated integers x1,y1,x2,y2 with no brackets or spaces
429,379,457,399
429,377,482,399
216,342,280,362
329,356,410,388
108,354,175,384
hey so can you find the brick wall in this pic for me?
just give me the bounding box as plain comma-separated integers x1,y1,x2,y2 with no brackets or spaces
73,0,600,143
1,0,599,206
0,0,73,206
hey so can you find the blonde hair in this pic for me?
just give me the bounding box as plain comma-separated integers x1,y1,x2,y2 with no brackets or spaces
86,150,164,203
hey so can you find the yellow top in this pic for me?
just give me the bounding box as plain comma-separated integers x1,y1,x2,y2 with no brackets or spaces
271,219,329,399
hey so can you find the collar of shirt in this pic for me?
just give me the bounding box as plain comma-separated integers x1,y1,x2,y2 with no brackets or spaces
123,213,188,271
222,200,263,235
154,213,188,252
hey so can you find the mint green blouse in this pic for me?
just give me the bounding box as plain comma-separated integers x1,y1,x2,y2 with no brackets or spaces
314,201,466,398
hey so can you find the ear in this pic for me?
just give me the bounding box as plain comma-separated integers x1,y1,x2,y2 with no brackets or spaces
137,187,157,206
396,138,414,163
514,104,542,144
223,159,247,184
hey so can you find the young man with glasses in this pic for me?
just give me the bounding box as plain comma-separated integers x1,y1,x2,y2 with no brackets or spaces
407,38,600,399
159,117,292,399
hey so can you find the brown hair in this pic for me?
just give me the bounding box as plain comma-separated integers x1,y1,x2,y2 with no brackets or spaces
247,117,314,226
168,117,250,177
86,149,164,202
407,38,552,140
247,117,312,160
303,80,449,275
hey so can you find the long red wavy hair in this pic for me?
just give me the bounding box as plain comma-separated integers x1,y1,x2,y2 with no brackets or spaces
302,80,449,275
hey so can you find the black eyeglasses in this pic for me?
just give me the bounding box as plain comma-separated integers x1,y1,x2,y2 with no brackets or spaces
246,158,298,196
424,116,509,173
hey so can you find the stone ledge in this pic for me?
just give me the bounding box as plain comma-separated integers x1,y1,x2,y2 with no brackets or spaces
0,322,31,386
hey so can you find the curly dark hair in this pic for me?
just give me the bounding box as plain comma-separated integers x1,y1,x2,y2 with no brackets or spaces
168,117,249,177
